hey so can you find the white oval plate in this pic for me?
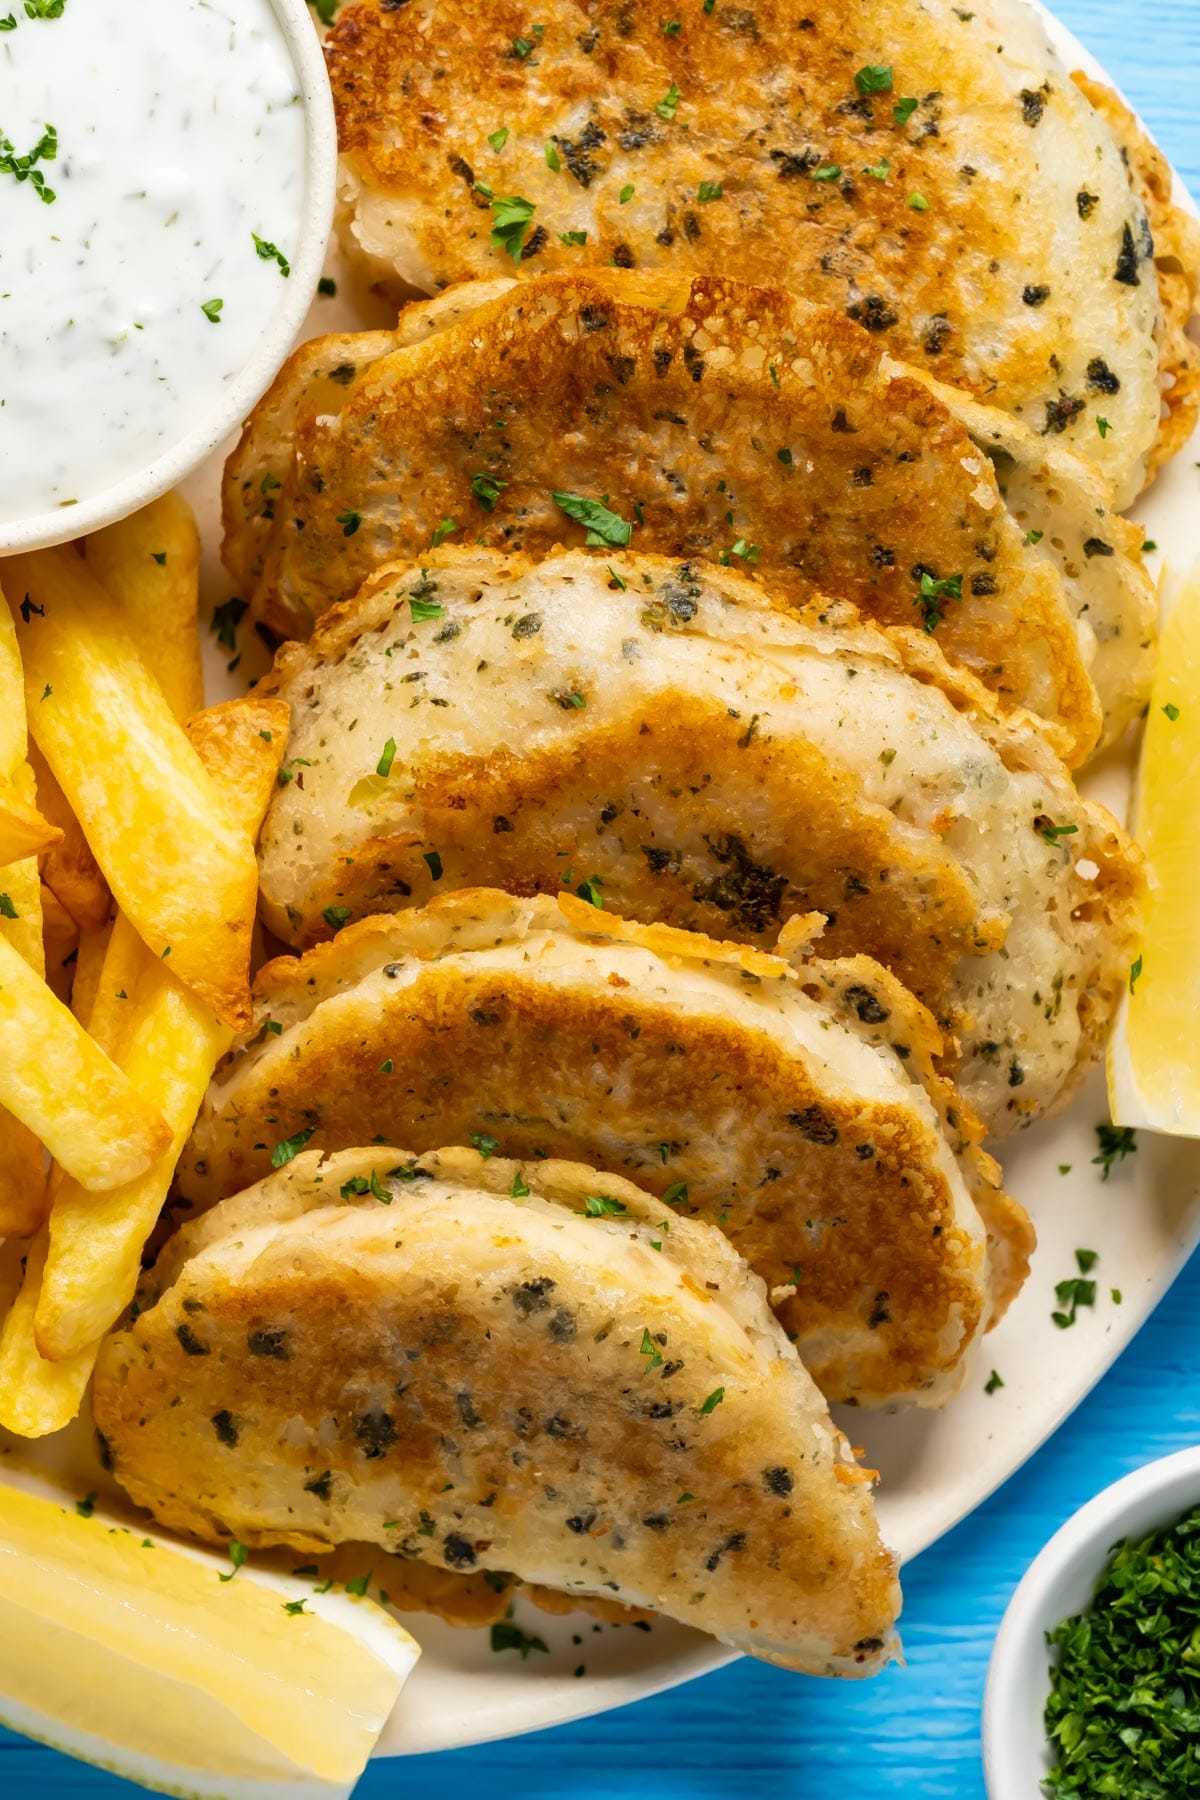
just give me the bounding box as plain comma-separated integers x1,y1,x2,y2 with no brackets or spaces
8,0,1199,1765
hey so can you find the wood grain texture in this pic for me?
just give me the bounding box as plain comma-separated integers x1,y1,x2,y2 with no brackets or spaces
3,1,1197,1794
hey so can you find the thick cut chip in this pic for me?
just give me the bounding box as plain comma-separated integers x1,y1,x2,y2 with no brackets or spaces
5,547,261,1029
95,1146,902,1675
324,0,1194,503
84,492,205,726
224,271,1155,758
27,743,112,935
256,548,1142,1137
181,890,1028,1406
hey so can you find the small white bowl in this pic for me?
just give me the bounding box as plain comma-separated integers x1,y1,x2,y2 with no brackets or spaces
984,1446,1200,1797
0,0,335,556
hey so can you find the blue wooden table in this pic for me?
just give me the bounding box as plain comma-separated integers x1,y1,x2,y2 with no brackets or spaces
4,3,1198,1795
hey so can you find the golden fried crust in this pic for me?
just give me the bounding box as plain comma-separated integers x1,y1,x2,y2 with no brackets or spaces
94,1148,902,1675
1074,73,1200,480
225,271,1101,759
180,892,1001,1406
324,0,1163,500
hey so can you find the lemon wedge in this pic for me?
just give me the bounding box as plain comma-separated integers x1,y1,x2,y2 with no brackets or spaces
1108,561,1200,1132
0,1472,420,1798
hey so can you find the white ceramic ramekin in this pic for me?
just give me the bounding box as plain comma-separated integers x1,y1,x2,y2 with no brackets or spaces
984,1446,1200,1797
0,0,335,556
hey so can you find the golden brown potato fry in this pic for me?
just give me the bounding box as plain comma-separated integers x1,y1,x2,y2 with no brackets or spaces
70,918,113,1034
0,1113,47,1239
35,697,288,1366
5,547,259,1028
0,781,60,864
40,884,79,1006
0,1225,93,1438
0,932,170,1190
28,741,112,934
85,493,204,726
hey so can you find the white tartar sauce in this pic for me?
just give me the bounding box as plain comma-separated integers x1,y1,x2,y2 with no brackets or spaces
0,0,306,524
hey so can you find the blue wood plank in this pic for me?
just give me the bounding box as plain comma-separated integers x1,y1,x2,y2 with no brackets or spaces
3,1,1197,1794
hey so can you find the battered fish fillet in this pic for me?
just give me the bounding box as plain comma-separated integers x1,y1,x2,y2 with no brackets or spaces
223,271,1156,761
179,889,1032,1408
255,549,1142,1138
324,0,1197,504
93,1147,902,1676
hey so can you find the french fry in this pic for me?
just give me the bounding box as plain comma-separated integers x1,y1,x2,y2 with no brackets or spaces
40,884,79,1006
70,919,113,1033
85,493,204,726
27,741,112,933
0,587,51,1237
4,546,259,1028
0,1226,93,1439
0,932,171,1190
34,697,289,1368
0,780,61,864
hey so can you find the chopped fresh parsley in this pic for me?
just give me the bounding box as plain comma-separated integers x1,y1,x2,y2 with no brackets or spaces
1097,416,1111,438
1163,702,1181,721
893,96,919,125
322,905,353,932
662,1181,689,1206
1052,1269,1097,1329
0,894,16,920
271,1127,316,1168
914,570,963,633
560,228,588,245
907,191,930,210
336,509,362,536
552,490,633,546
697,180,723,201
699,1387,725,1414
488,126,509,153
584,1193,627,1217
640,1327,664,1368
1129,955,1143,994
655,82,682,121
423,849,443,881
1025,528,1044,545
210,595,247,651
575,873,603,905
283,1599,308,1616
201,297,223,323
485,191,537,261
219,1540,249,1582
317,276,337,296
863,157,890,179
75,1492,96,1518
510,1172,531,1198
410,591,444,622
545,141,561,171
0,122,58,203
811,164,841,182
984,1370,1004,1394
470,470,508,511
252,233,290,278
431,517,458,548
1038,820,1078,846
341,1176,370,1198
855,63,893,93
619,183,635,204
470,1132,500,1159
376,737,397,778
1093,1123,1136,1181
491,1620,549,1658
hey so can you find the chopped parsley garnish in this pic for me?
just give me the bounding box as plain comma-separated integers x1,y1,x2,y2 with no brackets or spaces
907,191,930,211
376,737,397,778
854,64,893,94
470,1132,500,1159
491,1621,549,1658
341,1176,370,1198
423,849,443,881
545,142,561,171
584,1193,627,1217
369,1169,391,1201
640,1327,664,1368
1097,416,1111,438
1093,1123,1136,1180
699,1387,725,1414
655,82,682,121
317,276,337,296
984,1370,1004,1395
430,517,458,548
1052,1263,1097,1329
219,1540,249,1582
1044,1503,1200,1795
271,1127,316,1168
0,122,58,203
488,126,509,152
893,96,919,125
75,1492,96,1518
662,1181,688,1205
343,1572,371,1598
560,228,588,245
1129,955,1143,994
574,873,603,906
1038,820,1078,846
307,0,337,22
662,18,681,32
336,509,362,536
485,191,537,261
914,570,963,633
322,905,353,932
510,1172,531,1198
470,470,508,511
1163,702,1180,721
777,447,793,465
200,297,223,323
552,490,633,546
1025,528,1044,545
252,233,290,278
0,894,16,920
410,591,444,622
151,551,167,566
608,565,627,589
210,596,247,651
283,1599,307,1616
1143,539,1157,553
811,164,841,182
619,183,635,204
863,157,890,179
511,35,537,58
769,363,781,387
697,180,723,201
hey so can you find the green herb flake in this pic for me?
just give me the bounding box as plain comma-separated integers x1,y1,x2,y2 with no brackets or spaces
907,191,930,211
619,183,635,203
552,490,633,547
430,517,458,548
271,1127,316,1168
423,849,443,881
283,1599,308,1616
488,126,509,153
863,157,890,179
1051,1274,1096,1329
201,297,223,323
893,96,919,125
1163,702,1181,721
640,1327,664,1368
662,1181,689,1206
510,1172,531,1198
486,191,537,261
655,82,682,121
1093,1123,1136,1180
491,1621,549,1659
1038,820,1078,847
252,233,290,278
470,470,508,511
317,277,337,297
811,163,842,182
75,1492,97,1518
545,142,561,171
575,873,603,905
1025,528,1044,545
697,180,723,201
1129,954,1143,994
343,1572,371,1598
855,63,893,94
699,1387,725,1414
914,570,963,632
470,1132,500,1160
219,1540,249,1582
322,905,353,932
560,228,588,244
983,1369,1004,1395
376,737,397,778
584,1193,627,1217
0,894,16,920
1097,416,1111,438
